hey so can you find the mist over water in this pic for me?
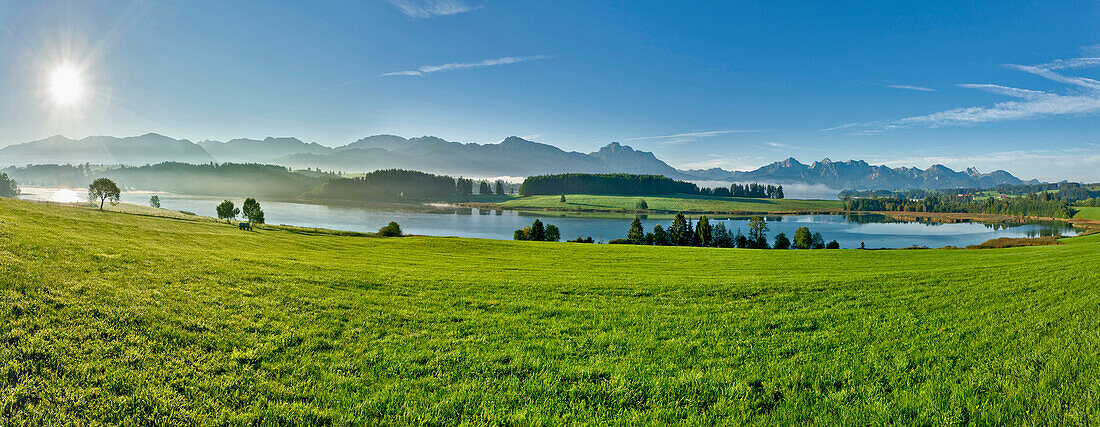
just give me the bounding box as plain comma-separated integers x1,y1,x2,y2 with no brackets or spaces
17,187,1077,248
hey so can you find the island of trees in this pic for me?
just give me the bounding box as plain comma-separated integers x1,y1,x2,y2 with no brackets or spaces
518,173,783,199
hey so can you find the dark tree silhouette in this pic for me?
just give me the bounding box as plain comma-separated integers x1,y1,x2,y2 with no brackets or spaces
149,195,161,208
774,232,791,250
545,224,561,242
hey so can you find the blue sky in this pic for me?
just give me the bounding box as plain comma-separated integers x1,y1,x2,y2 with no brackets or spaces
2,0,1100,181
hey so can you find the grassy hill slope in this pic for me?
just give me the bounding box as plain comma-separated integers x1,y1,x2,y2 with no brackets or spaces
1,198,1098,424
1075,206,1100,221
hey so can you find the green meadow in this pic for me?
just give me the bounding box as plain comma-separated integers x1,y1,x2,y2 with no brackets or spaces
501,194,843,213
2,198,1099,424
1075,206,1100,221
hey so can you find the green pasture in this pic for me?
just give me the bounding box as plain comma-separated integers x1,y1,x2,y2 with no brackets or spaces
1,198,1098,424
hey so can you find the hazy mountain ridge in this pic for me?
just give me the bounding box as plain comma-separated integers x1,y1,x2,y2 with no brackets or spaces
0,133,1034,190
0,134,215,166
681,157,1036,190
199,137,332,163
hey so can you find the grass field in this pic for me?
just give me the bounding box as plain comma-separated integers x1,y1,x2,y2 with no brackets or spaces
1075,206,1100,221
2,198,1099,424
501,194,843,214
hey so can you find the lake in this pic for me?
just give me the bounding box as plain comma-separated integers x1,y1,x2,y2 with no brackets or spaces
18,187,1079,249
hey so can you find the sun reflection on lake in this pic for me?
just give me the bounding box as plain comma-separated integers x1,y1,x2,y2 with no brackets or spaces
50,189,82,203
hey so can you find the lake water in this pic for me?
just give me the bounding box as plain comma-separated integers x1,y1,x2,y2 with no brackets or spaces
18,187,1078,249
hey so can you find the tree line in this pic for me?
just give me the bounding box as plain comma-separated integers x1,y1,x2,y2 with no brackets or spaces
518,173,783,199
513,219,561,241
844,193,1077,218
312,169,517,201
840,182,1099,203
612,213,837,249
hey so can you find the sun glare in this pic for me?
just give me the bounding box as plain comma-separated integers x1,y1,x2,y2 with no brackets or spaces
49,66,83,106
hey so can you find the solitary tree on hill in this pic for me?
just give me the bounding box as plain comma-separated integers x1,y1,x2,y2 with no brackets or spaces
242,198,265,224
560,193,567,203
216,200,239,223
149,195,161,208
0,173,19,197
636,199,648,210
88,178,121,210
378,221,402,237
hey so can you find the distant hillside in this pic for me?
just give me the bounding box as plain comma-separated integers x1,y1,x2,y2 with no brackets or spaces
0,134,214,166
680,158,1035,190
276,136,684,178
2,163,333,198
0,132,1037,190
199,137,332,163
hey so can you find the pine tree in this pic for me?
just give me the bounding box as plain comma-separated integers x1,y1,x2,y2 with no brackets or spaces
669,212,688,246
627,216,645,244
696,216,713,247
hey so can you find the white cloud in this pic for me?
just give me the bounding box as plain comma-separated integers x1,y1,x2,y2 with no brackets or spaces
387,0,480,18
831,55,1100,133
885,84,936,92
381,55,551,77
621,130,759,144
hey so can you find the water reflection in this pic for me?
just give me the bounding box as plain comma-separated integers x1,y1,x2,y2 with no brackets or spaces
17,187,1079,249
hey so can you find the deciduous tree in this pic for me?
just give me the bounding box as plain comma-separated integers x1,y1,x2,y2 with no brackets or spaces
216,200,239,222
88,178,121,210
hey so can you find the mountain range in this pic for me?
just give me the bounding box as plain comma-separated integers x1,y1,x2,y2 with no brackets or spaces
0,133,1035,190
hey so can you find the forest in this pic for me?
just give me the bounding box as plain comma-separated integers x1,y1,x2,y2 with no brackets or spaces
308,169,460,201
844,192,1078,218
518,173,783,199
840,182,1100,203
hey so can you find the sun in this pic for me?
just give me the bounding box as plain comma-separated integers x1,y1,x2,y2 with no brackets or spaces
49,66,83,106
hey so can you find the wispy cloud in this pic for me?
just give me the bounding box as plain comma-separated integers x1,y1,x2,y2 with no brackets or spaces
831,55,1100,133
381,55,551,77
885,84,936,92
387,0,480,18
621,130,759,144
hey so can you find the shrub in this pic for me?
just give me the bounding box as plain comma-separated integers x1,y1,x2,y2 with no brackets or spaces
378,221,403,237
